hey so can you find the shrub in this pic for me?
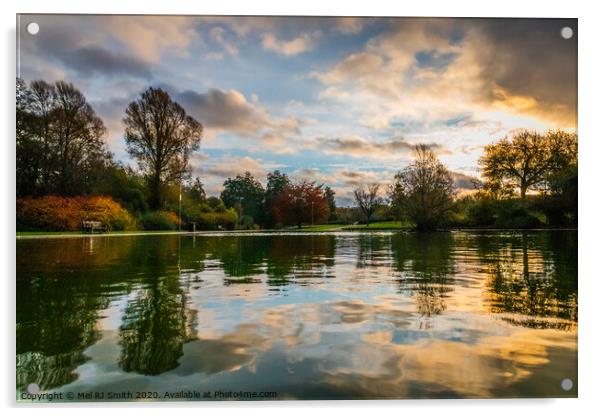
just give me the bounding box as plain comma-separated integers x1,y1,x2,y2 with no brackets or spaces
467,198,496,226
78,196,137,231
196,209,238,230
140,211,181,230
493,199,542,229
16,195,136,231
495,214,542,229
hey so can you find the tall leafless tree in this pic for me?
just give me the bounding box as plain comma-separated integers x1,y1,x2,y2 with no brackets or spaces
124,87,203,209
389,144,455,231
353,183,381,226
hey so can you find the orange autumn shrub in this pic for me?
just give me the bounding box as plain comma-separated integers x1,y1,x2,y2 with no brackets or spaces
17,195,136,231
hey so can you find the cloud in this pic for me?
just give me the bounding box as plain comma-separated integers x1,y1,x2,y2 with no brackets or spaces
176,88,263,134
55,46,151,78
450,172,480,191
22,20,152,79
103,15,199,63
261,32,318,56
474,19,577,125
315,136,449,159
20,15,199,80
333,17,365,35
312,18,577,131
209,26,239,57
173,87,301,141
196,156,266,178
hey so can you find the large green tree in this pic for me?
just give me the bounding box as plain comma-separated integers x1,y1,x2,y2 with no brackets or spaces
220,172,265,225
479,130,577,199
124,87,203,209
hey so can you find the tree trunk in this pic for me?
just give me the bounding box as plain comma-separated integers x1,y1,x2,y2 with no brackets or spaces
520,182,527,199
150,174,162,210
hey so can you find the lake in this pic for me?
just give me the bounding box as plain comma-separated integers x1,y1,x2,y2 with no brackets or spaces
16,230,577,400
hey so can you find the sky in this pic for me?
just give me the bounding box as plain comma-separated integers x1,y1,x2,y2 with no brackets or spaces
17,15,577,206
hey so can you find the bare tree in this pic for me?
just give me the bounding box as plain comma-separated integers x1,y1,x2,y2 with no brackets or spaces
353,183,381,226
124,87,203,209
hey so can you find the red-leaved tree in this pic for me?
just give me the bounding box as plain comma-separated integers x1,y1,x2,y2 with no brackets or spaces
271,180,329,228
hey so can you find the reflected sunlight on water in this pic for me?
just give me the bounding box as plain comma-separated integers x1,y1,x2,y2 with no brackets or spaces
16,230,577,400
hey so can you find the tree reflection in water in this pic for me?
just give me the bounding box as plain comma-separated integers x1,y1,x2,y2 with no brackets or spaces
477,231,577,329
390,232,456,320
119,237,198,375
196,234,336,286
16,237,127,390
16,231,578,397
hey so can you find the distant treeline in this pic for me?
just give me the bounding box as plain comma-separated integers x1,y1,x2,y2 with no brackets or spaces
16,78,577,232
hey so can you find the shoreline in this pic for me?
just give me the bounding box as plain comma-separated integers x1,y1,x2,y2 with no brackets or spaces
16,226,578,240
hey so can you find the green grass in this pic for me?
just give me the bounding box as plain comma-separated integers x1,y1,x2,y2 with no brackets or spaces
344,221,409,230
294,224,345,232
292,221,410,232
16,231,83,236
17,221,413,237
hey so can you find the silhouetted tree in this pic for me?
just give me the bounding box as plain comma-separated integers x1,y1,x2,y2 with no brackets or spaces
353,183,381,226
479,130,577,199
124,87,203,209
16,78,110,196
389,144,455,231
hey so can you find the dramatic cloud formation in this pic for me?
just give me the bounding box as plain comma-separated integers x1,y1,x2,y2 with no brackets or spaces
173,87,300,136
17,15,576,204
21,19,152,79
312,18,576,129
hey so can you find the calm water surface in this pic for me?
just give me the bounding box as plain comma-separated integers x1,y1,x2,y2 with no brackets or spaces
16,231,577,400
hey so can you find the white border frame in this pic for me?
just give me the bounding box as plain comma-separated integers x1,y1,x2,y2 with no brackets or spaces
2,1,600,415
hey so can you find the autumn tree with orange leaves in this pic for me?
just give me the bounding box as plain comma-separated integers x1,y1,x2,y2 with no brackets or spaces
271,180,330,228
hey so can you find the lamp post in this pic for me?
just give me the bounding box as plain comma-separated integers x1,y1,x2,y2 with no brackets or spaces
311,201,314,227
178,178,182,232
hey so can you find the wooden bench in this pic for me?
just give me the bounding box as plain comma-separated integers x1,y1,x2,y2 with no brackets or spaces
82,220,108,233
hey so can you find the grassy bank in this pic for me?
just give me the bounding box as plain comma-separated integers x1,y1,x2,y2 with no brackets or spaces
17,221,577,238
16,230,189,239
